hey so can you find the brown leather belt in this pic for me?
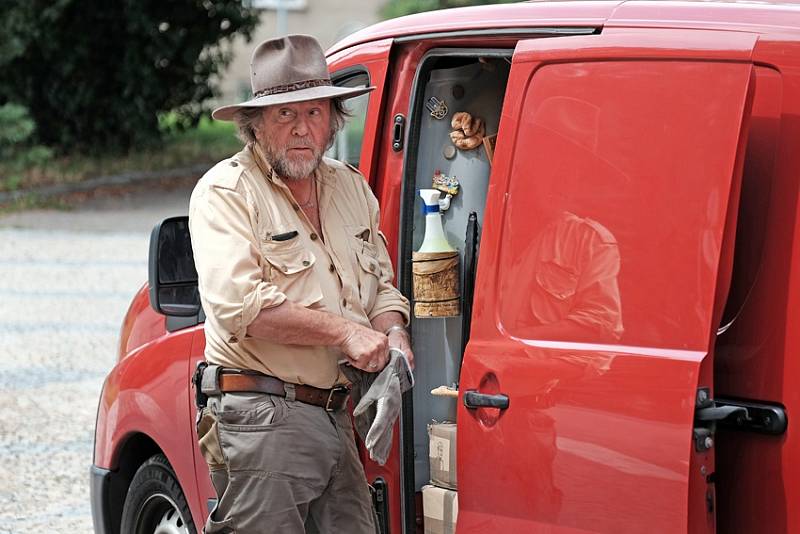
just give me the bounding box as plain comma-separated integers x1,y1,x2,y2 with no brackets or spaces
218,370,350,412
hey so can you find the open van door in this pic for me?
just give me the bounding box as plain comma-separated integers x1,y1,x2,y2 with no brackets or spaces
457,29,755,533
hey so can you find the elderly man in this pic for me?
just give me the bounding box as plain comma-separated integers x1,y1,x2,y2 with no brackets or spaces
189,35,412,534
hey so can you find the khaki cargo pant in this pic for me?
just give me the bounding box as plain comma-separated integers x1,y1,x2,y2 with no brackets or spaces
197,391,377,534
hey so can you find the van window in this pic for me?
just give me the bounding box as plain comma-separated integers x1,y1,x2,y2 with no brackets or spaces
327,71,370,167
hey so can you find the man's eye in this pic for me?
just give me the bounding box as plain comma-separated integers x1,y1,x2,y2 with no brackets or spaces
310,109,320,116
279,110,294,118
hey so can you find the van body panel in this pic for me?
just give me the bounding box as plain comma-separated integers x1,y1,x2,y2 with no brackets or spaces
187,331,215,523
514,27,758,63
326,2,618,56
713,49,800,531
607,1,800,33
457,31,754,533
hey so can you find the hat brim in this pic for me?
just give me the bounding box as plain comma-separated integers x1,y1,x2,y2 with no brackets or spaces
212,85,375,121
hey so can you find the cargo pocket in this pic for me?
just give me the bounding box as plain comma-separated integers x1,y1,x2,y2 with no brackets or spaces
261,239,324,308
348,226,380,312
216,393,298,480
197,408,225,471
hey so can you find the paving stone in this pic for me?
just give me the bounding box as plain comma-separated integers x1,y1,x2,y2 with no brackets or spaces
0,185,192,533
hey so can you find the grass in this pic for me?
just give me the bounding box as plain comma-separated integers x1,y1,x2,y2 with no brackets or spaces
0,117,242,193
0,193,71,215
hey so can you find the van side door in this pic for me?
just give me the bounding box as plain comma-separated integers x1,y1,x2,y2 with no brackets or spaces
457,29,756,533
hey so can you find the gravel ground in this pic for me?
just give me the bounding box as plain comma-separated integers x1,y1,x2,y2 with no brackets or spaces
0,185,192,533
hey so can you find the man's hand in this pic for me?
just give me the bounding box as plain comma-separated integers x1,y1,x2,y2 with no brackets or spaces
370,311,413,371
339,322,389,372
387,328,414,370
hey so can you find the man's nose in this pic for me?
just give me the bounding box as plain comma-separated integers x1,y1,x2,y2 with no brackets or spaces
292,117,309,136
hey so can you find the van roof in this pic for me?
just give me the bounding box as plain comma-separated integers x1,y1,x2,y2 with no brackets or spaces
327,0,800,57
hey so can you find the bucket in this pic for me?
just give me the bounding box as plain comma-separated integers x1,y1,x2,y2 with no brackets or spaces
412,251,460,317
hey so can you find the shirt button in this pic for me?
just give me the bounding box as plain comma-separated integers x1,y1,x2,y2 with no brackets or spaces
310,233,318,241
342,298,347,307
302,260,310,267
282,265,288,272
329,264,335,272
369,263,375,272
230,161,238,167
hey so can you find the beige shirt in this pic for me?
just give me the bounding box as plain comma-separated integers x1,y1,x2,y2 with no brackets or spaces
188,145,410,388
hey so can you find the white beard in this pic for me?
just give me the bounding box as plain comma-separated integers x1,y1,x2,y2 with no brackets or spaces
262,138,324,181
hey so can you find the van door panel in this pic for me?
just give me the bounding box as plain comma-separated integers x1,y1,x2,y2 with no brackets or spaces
458,31,754,533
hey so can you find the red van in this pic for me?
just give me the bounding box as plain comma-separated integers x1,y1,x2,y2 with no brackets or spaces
91,2,800,533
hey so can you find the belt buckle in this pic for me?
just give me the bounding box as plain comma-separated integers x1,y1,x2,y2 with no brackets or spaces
325,385,349,412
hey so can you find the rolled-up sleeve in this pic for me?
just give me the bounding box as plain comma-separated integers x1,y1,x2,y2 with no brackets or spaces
361,181,410,326
189,180,286,343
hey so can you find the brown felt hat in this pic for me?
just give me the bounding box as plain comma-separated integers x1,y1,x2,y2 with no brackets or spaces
212,34,374,121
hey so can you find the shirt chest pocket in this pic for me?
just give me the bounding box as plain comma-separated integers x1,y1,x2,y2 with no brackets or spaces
261,239,324,308
347,225,381,312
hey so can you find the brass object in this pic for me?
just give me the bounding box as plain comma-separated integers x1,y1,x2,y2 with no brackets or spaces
426,96,448,120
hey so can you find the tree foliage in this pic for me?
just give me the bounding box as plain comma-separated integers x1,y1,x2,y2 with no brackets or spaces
0,103,52,190
381,0,518,20
0,0,258,154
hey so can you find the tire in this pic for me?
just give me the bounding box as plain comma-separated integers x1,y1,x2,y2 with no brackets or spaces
120,453,197,534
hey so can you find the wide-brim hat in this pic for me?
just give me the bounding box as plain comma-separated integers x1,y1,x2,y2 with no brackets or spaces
212,34,373,121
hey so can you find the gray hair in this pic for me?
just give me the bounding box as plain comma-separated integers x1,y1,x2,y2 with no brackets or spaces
233,106,264,144
233,97,352,146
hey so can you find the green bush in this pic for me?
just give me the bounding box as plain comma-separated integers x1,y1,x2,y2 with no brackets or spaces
0,103,52,190
0,0,257,155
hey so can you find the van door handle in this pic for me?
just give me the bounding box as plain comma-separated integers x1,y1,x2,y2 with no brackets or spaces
463,390,509,410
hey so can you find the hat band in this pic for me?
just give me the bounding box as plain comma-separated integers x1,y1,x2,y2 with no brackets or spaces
253,78,332,98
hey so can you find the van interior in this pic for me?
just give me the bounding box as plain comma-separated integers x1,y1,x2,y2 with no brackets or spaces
395,49,512,517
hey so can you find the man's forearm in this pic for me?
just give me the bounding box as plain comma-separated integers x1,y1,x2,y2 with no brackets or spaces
247,300,392,370
370,311,406,335
246,300,351,347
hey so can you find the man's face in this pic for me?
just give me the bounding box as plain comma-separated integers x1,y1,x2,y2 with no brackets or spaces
257,99,334,181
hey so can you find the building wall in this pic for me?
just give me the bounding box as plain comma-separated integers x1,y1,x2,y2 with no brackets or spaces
217,0,382,106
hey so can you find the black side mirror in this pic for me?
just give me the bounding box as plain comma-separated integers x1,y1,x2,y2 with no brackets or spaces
148,216,201,317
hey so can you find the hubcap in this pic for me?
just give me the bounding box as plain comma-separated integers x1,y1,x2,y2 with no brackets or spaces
138,493,189,534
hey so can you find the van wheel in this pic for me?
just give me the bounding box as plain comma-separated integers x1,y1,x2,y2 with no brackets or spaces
121,453,196,534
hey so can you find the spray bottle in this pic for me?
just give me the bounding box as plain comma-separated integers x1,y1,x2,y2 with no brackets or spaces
417,189,455,253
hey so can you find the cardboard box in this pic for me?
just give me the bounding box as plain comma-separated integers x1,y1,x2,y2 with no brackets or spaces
423,485,458,534
428,422,457,489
